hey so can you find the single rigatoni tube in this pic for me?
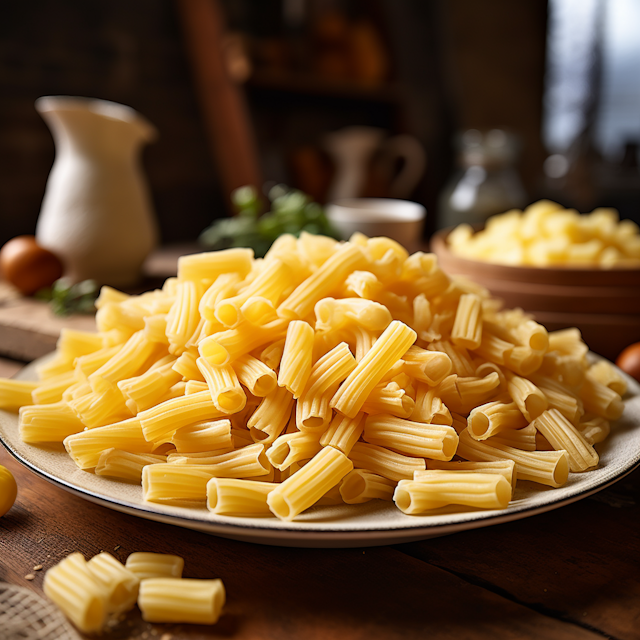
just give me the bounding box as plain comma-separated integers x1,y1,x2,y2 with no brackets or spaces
165,280,203,355
394,473,511,513
339,469,396,504
117,357,182,413
266,432,322,470
331,321,417,418
64,418,153,469
233,353,277,397
579,376,624,421
348,442,426,482
42,553,107,634
586,360,627,396
199,319,288,367
361,381,414,418
402,345,453,385
19,401,85,444
199,273,242,321
506,374,548,421
57,328,104,361
314,297,392,332
451,293,483,349
467,401,527,440
36,354,75,379
68,385,133,429
475,332,514,366
207,478,275,516
410,384,452,426
125,553,184,580
297,342,357,432
86,552,139,614
138,577,225,624
277,243,366,320
278,320,314,398
177,247,253,281
247,385,294,444
167,443,270,478
196,357,246,414
319,412,364,455
95,449,167,482
267,446,353,521
531,375,583,423
172,419,232,453
487,424,537,451
457,428,569,488
363,414,458,461
88,331,160,394
139,391,224,444
0,379,38,412
532,409,599,472
172,349,205,382
422,460,516,492
142,464,220,503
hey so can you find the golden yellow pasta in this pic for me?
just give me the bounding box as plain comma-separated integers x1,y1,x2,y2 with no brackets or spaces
5,232,629,522
125,552,184,580
86,552,139,614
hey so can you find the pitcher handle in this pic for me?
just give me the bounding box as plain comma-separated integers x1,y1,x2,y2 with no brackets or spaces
381,135,426,198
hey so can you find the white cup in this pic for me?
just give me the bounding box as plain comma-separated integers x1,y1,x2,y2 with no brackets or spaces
326,198,426,253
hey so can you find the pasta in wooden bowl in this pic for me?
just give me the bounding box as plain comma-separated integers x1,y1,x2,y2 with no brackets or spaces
0,232,629,522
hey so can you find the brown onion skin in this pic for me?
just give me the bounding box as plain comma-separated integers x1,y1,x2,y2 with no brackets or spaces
616,342,640,383
0,235,64,296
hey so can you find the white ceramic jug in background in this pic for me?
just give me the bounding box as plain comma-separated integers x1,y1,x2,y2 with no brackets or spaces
323,126,426,202
35,96,159,287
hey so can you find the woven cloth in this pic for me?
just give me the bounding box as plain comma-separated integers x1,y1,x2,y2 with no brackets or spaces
0,582,81,640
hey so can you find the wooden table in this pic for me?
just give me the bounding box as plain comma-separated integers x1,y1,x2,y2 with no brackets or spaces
1,353,639,640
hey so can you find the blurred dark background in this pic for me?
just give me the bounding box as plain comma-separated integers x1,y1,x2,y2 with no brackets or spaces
1,0,639,247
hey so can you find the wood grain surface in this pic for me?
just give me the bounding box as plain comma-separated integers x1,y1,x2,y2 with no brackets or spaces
2,353,639,639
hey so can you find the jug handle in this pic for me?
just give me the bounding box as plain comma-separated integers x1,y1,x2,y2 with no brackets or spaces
381,135,427,198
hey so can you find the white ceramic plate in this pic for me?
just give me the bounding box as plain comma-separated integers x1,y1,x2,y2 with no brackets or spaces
2,359,639,548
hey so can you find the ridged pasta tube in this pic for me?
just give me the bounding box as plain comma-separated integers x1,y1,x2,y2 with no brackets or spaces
257,337,286,370
532,409,599,472
403,345,453,385
125,553,184,580
42,553,107,633
530,374,584,423
267,446,353,521
0,379,37,412
68,386,133,429
233,353,277,397
199,319,288,367
410,384,452,426
451,293,483,349
278,320,314,398
474,332,514,366
86,552,139,614
31,371,77,405
196,357,246,414
314,297,392,333
172,419,232,453
199,273,242,321
138,577,225,624
319,412,364,455
394,473,511,513
19,401,85,443
364,415,458,461
143,464,220,502
297,342,357,432
467,401,527,440
248,385,294,444
64,418,153,469
331,321,417,418
266,432,323,470
95,449,167,482
457,428,569,488
576,414,611,445
506,373,548,421
167,443,271,478
487,424,537,451
422,460,517,492
277,243,366,320
117,356,182,413
177,247,253,281
579,376,624,421
339,469,396,504
139,391,224,444
361,381,415,418
57,328,105,361
348,442,426,482
586,360,627,396
207,478,275,516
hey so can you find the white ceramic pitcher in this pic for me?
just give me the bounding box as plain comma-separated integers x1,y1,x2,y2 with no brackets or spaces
35,97,159,287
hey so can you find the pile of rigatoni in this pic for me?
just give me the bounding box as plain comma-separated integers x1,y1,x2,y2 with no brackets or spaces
0,232,627,520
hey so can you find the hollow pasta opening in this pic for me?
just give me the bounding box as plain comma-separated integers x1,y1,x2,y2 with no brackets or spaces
394,487,411,512
267,492,290,520
470,414,490,438
553,454,570,486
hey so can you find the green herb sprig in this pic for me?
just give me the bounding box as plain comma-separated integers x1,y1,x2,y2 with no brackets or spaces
36,278,99,316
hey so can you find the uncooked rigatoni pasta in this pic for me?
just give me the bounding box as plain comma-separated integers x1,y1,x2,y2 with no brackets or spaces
2,236,628,523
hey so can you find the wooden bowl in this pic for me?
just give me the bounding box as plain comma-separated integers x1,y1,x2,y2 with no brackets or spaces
430,229,640,360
